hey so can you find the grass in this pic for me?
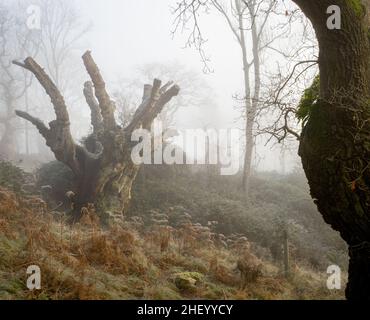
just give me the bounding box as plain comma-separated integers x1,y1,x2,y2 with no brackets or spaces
0,186,345,300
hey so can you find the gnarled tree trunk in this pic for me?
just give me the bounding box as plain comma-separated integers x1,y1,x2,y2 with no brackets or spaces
13,51,179,220
292,0,370,299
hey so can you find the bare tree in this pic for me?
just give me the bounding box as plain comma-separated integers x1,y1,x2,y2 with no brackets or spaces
13,51,179,219
172,0,301,196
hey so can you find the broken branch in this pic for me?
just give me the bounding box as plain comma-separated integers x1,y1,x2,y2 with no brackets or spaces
13,57,70,123
83,81,103,134
82,51,117,130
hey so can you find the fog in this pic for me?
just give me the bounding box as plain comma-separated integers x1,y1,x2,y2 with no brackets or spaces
71,0,312,172
0,0,354,301
1,0,317,173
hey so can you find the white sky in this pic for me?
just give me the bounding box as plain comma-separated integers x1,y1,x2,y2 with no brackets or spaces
77,0,243,126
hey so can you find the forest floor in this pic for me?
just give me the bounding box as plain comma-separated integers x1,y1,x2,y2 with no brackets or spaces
0,185,345,300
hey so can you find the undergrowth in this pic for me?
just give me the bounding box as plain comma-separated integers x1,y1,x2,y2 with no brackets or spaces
0,186,345,300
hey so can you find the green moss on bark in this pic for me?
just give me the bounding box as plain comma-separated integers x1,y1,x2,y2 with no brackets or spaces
297,76,320,125
346,0,365,17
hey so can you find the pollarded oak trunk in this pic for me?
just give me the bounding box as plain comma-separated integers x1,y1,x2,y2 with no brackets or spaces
292,0,370,299
13,51,179,220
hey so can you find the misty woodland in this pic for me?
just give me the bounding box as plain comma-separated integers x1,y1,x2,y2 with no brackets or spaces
0,0,369,301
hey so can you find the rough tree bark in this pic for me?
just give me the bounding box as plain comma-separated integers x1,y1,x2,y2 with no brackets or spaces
13,51,179,220
291,0,370,300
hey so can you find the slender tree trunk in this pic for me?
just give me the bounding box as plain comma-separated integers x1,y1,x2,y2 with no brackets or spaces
235,0,253,196
0,121,16,159
280,145,286,175
234,0,261,197
243,121,254,194
246,0,261,192
293,0,370,299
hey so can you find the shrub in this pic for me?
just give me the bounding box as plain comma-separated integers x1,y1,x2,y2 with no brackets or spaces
36,161,75,204
0,161,26,193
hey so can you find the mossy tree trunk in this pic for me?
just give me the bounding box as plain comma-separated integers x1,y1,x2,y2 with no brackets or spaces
13,51,179,220
292,0,370,299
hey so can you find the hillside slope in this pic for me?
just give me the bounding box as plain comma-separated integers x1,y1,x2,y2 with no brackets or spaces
0,163,346,300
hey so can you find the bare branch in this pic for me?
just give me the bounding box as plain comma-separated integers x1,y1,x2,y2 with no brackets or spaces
83,81,103,134
12,57,70,123
211,0,241,44
142,84,153,101
160,81,174,94
82,50,117,130
15,110,50,139
126,81,180,132
13,56,80,175
274,60,318,104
